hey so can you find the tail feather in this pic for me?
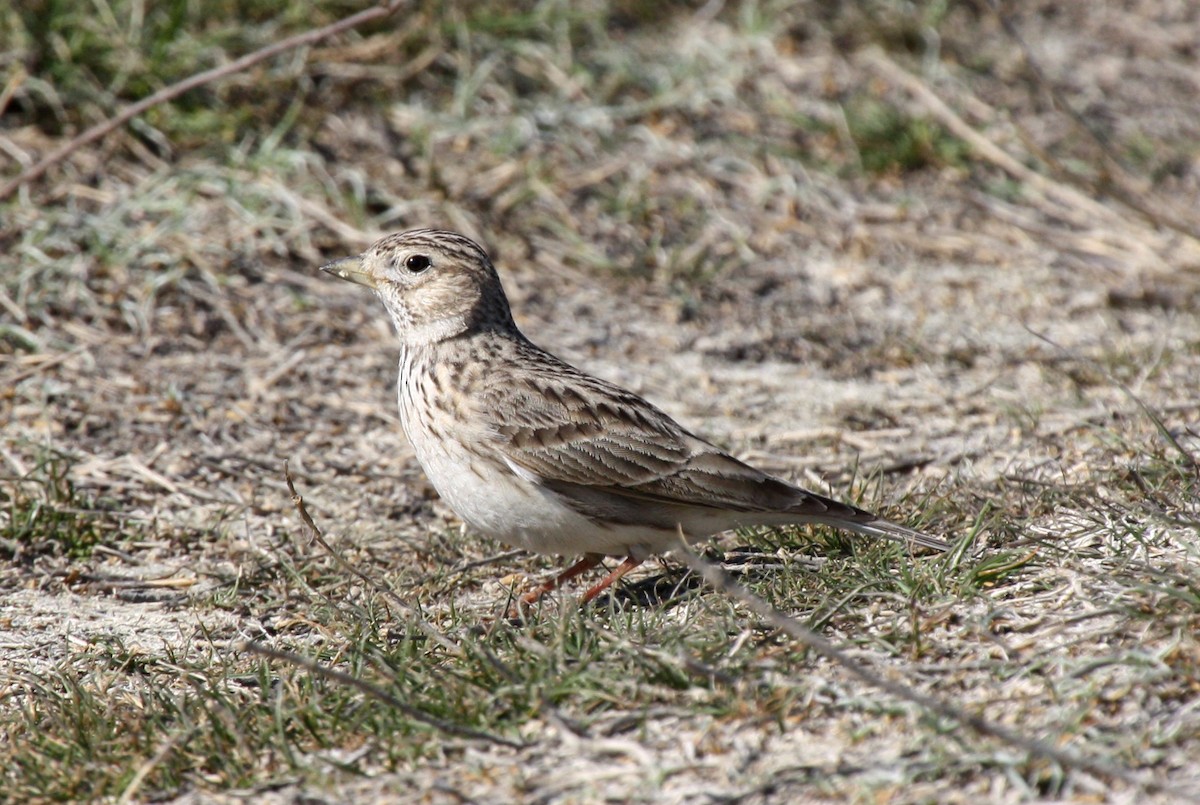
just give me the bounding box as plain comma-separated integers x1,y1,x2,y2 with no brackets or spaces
839,514,950,552
782,491,951,552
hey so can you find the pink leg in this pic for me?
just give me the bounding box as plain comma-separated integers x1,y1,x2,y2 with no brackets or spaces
520,554,604,605
579,556,643,604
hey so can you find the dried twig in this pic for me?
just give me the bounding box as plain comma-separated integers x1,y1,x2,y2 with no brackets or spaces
674,543,1159,792
0,0,407,201
1024,326,1200,473
281,463,588,737
261,466,534,747
283,462,462,657
986,0,1200,241
241,642,524,748
857,48,1125,230
115,726,200,805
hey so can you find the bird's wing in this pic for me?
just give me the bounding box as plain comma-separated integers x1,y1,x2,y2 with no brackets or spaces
477,347,833,513
475,344,949,551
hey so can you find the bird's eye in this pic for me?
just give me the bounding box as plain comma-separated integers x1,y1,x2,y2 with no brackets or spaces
404,254,431,273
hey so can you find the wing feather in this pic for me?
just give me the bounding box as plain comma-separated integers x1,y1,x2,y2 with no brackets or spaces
478,346,795,511
474,342,949,551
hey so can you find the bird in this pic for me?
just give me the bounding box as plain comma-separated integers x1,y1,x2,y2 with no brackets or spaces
321,229,949,607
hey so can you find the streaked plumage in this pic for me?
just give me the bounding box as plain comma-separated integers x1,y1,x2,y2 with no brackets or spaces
322,229,948,604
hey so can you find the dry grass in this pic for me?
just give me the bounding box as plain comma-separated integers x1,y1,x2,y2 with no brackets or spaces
2,0,1199,802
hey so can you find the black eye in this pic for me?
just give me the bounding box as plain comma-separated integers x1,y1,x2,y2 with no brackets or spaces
404,254,431,273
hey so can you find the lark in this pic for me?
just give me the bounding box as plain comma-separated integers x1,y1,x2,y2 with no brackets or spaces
322,229,948,606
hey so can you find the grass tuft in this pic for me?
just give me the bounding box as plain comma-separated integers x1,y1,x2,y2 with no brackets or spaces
1,448,122,560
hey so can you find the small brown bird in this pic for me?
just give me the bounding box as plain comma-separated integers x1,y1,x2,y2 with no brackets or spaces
322,230,948,606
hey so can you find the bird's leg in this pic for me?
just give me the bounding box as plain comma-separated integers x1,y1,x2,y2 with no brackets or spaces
579,556,643,604
520,553,604,605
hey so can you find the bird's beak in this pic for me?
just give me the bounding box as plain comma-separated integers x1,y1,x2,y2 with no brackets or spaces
320,255,377,289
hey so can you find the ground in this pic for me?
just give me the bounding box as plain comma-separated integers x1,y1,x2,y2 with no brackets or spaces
2,1,1199,802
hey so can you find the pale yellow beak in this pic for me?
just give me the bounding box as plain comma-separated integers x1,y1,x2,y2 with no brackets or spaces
320,255,376,289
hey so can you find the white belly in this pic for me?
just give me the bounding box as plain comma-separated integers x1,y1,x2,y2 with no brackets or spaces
414,433,650,555
394,353,721,558
398,386,649,557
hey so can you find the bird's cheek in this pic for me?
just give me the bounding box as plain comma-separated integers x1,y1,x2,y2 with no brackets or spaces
418,280,477,321
374,290,408,322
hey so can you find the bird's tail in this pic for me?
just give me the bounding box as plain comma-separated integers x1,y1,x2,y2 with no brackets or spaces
837,511,951,552
780,491,951,552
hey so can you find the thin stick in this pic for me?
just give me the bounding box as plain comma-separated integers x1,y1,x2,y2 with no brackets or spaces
0,0,406,201
1023,326,1199,472
673,543,1157,791
857,48,1124,231
986,0,1200,242
283,462,462,658
241,642,523,748
282,463,587,736
115,727,199,805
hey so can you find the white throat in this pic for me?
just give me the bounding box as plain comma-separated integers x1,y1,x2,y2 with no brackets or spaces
394,314,470,347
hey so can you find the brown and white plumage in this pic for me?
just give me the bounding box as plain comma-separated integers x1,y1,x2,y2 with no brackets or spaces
322,229,948,604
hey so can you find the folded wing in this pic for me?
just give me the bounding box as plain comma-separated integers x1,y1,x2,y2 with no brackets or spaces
476,344,949,552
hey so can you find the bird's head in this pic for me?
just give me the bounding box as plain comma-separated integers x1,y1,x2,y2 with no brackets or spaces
321,229,515,346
